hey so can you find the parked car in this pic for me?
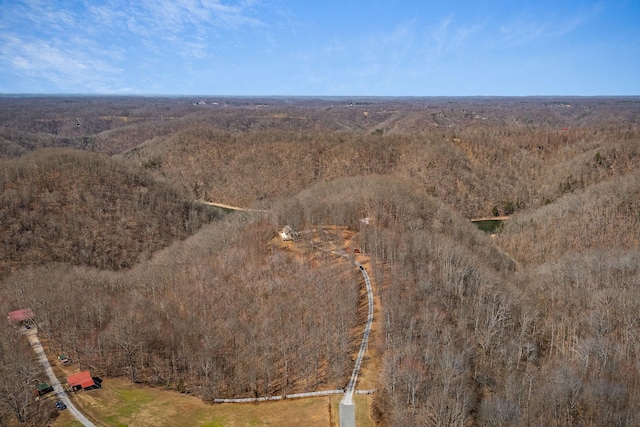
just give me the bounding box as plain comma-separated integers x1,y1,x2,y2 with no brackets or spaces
55,401,67,410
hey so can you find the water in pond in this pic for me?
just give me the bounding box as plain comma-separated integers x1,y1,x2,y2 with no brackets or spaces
472,219,505,234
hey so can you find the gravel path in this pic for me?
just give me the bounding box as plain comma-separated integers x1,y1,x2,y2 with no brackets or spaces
341,261,374,406
26,330,97,427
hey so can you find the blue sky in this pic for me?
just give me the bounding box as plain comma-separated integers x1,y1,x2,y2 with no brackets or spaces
1,0,638,96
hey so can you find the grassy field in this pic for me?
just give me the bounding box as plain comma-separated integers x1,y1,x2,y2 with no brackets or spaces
52,379,375,427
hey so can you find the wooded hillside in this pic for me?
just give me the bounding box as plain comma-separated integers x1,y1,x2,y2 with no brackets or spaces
0,96,639,426
0,148,221,278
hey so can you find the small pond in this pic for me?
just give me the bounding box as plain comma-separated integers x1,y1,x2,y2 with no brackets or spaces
472,219,506,234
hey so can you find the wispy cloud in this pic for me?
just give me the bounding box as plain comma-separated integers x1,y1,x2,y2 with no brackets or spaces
0,0,271,92
421,16,484,56
405,15,485,76
554,2,603,36
499,19,546,46
296,20,425,94
18,0,78,32
0,36,124,92
498,4,603,48
333,21,418,79
426,16,453,56
117,0,265,45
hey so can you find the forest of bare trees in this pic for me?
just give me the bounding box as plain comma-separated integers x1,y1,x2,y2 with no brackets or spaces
1,96,639,425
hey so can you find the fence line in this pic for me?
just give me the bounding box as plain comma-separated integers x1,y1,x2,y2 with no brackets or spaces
213,389,345,403
212,388,377,403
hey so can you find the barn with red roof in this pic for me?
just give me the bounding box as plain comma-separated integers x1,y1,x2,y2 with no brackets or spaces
67,371,96,390
7,308,34,324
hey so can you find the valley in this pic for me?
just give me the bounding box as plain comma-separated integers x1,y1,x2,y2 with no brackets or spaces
1,96,639,426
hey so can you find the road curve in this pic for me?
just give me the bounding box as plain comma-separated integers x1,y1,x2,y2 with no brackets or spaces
26,330,97,427
341,261,374,406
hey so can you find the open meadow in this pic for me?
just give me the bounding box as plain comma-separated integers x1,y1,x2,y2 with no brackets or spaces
51,378,373,427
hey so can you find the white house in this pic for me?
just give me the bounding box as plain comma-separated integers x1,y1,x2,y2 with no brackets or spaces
279,225,297,241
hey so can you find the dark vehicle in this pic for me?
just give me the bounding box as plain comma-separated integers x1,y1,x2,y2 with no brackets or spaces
55,401,66,411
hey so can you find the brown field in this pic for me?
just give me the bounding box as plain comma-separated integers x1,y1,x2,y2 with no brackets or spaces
52,378,374,427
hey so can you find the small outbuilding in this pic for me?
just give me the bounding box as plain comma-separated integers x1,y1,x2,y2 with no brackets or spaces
279,225,298,241
7,308,34,325
35,382,53,396
67,371,96,391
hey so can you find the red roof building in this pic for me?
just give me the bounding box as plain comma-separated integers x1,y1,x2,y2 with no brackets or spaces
7,308,34,323
67,371,95,389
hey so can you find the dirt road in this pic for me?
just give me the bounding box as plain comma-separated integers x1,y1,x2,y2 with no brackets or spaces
26,329,96,427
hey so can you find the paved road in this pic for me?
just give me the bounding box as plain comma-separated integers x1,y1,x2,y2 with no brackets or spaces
341,261,374,406
26,330,97,427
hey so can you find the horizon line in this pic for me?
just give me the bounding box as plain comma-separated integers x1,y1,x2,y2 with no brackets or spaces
2,93,639,99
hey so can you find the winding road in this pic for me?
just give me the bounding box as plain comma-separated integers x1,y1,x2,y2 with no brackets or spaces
26,329,96,427
341,261,374,406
